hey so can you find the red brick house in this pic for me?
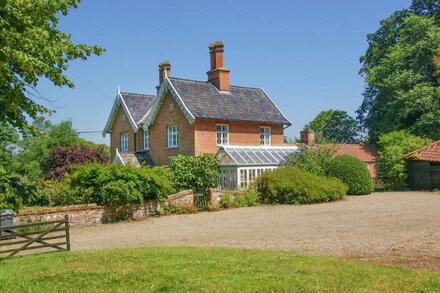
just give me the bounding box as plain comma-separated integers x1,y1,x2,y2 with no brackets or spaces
103,42,297,188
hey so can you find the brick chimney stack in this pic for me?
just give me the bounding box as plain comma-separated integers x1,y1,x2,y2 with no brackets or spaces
159,60,171,85
207,41,230,91
300,130,315,145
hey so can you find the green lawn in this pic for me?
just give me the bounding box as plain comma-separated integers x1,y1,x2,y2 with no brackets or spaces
0,247,439,292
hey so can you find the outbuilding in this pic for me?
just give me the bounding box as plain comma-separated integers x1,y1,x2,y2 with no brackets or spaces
406,140,440,190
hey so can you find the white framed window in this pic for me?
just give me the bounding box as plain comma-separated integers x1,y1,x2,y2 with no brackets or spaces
260,127,271,146
120,132,129,152
216,124,229,145
240,169,248,189
143,130,149,150
167,126,179,148
236,166,279,189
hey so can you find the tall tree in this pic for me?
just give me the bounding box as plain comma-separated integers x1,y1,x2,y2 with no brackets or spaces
304,110,361,144
0,1,104,135
17,118,79,181
358,1,440,142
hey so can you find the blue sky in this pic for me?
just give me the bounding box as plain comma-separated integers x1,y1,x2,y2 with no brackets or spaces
37,0,412,144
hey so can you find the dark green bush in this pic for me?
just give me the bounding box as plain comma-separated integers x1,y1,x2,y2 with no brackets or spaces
43,163,175,207
255,167,347,204
168,154,220,194
327,155,373,195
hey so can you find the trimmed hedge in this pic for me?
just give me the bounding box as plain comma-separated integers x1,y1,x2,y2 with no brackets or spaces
255,167,347,204
327,155,373,195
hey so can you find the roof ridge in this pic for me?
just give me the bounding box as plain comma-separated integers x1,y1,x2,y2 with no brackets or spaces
169,76,262,90
230,84,262,90
168,77,208,84
335,144,377,147
406,140,440,157
120,91,155,97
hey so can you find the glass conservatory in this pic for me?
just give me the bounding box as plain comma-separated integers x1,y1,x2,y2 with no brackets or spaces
215,145,299,190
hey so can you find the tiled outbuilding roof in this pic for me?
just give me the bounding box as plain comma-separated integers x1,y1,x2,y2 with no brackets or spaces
333,144,379,163
168,77,291,125
120,92,155,124
406,140,440,163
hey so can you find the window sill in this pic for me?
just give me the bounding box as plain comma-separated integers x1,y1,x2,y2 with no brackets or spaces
166,146,179,149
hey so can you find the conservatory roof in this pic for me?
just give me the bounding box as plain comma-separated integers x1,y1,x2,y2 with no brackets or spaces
215,145,299,166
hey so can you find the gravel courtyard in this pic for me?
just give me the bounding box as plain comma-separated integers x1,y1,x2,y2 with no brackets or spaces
71,192,440,271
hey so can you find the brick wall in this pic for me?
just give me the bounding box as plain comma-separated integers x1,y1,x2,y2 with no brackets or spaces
166,190,194,206
194,119,285,154
149,92,195,165
14,191,195,226
367,163,378,179
208,188,223,203
136,128,147,152
14,202,160,226
110,107,138,160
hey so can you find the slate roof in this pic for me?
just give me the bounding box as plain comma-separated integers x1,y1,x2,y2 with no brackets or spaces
119,151,154,167
120,92,155,124
406,140,440,163
168,77,291,125
333,144,379,163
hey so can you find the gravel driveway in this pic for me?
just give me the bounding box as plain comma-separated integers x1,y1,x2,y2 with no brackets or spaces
71,192,440,271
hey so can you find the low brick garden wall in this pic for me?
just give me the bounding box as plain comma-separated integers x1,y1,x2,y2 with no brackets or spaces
14,190,195,226
208,188,223,203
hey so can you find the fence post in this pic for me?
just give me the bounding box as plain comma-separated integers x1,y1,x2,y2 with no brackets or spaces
64,214,71,251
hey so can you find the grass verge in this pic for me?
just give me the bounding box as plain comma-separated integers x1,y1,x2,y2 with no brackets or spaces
0,247,439,292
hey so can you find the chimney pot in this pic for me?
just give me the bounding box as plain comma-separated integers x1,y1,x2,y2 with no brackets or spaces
159,60,171,85
300,130,315,145
207,41,230,91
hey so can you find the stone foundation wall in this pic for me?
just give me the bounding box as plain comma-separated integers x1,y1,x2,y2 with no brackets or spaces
14,190,194,226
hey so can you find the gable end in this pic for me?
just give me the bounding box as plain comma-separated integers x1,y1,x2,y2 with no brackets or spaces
102,88,139,137
143,77,195,129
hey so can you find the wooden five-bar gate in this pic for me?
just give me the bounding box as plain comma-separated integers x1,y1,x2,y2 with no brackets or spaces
0,215,70,259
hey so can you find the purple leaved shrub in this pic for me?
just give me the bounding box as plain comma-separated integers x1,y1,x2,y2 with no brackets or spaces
45,145,108,180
